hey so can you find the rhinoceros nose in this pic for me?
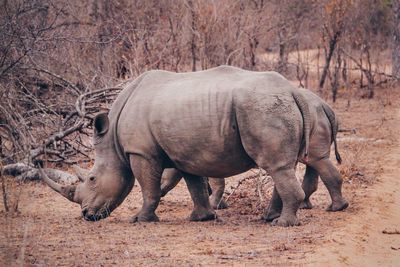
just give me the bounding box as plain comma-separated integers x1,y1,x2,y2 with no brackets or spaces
82,209,97,221
82,208,89,219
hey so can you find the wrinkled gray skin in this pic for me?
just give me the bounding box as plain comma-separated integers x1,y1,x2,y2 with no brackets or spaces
161,89,349,218
42,66,319,226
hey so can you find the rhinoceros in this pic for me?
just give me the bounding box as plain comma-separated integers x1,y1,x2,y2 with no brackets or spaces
40,65,344,227
159,88,349,219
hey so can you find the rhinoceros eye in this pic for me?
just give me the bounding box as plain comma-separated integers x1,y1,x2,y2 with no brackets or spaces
89,176,96,182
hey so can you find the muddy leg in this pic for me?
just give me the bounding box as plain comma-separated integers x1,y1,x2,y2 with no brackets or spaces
208,178,228,210
262,186,282,221
160,168,183,197
310,158,349,211
183,173,217,221
129,155,162,222
269,168,305,227
299,166,319,209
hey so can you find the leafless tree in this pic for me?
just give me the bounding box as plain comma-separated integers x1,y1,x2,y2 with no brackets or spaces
392,0,400,79
318,0,351,93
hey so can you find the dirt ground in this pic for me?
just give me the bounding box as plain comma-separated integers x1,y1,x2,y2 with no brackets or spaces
1,86,400,266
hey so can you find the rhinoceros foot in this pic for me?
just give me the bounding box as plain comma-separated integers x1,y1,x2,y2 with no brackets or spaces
210,199,228,210
189,208,217,221
271,215,300,227
326,199,349,212
299,199,313,209
261,209,281,222
130,212,160,223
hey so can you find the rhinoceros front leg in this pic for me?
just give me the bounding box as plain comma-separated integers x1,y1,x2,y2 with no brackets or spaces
182,173,217,221
269,168,305,227
299,165,319,209
129,155,162,222
208,178,228,210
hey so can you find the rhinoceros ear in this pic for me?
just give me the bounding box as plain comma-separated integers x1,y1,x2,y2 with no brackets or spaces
93,113,109,136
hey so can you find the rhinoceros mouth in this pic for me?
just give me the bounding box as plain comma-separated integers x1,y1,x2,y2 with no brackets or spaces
82,205,111,221
83,213,108,221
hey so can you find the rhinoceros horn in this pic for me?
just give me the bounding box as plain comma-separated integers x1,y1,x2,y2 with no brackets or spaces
38,167,79,203
72,165,89,182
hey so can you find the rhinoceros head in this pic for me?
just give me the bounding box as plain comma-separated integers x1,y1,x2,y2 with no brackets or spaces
41,113,134,221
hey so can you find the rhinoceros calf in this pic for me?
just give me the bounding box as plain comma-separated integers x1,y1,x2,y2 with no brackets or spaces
160,88,349,219
265,88,348,221
41,65,327,227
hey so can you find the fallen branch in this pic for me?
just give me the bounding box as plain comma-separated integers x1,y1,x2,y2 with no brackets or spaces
29,120,90,160
76,87,122,117
382,229,400,235
225,168,271,204
27,86,123,163
338,128,356,134
2,163,78,183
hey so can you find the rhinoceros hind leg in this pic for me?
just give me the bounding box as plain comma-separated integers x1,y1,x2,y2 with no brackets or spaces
262,186,282,221
271,214,300,227
299,165,319,209
129,155,162,223
189,209,217,221
211,198,228,210
183,173,217,221
130,212,159,223
268,168,304,227
160,168,183,197
208,178,228,210
326,201,349,212
299,199,313,209
310,158,349,212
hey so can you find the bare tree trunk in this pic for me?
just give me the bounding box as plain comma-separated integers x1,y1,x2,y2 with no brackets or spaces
331,51,342,102
343,48,375,98
359,55,364,88
98,1,111,75
393,0,400,79
317,46,320,84
364,47,374,98
277,30,288,74
249,36,259,70
188,0,197,72
295,43,309,88
319,30,341,91
0,135,2,160
1,172,9,212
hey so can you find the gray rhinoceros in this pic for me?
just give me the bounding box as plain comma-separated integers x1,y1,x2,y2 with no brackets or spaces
165,89,348,215
160,88,349,218
41,65,334,227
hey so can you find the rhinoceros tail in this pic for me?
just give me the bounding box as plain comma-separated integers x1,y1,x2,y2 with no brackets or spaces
322,103,342,164
292,91,310,158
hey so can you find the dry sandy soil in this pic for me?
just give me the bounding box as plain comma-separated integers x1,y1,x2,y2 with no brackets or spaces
1,86,399,266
